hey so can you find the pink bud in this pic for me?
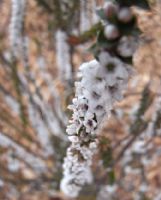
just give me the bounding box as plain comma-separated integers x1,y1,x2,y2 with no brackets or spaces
118,7,133,23
104,24,120,40
104,2,118,18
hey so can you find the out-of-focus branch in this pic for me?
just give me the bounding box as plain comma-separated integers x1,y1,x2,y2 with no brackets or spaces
112,83,154,166
67,22,102,45
10,59,29,127
0,133,52,173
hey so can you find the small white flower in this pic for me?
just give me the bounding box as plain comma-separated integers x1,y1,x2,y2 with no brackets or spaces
106,74,116,86
66,124,77,135
67,104,75,110
84,119,97,133
72,97,78,105
89,141,97,149
68,136,79,143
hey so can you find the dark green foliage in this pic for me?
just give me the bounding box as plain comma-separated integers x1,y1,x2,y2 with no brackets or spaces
102,147,113,167
136,85,153,118
107,169,115,185
154,110,161,129
115,0,150,9
89,29,119,60
96,8,107,20
77,22,103,44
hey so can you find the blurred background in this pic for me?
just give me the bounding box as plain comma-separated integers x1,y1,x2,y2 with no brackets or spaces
0,0,161,199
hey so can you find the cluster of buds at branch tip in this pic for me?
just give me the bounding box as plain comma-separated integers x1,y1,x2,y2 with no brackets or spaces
102,2,134,41
94,1,139,60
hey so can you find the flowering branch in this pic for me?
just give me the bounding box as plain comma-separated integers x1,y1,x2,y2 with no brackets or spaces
60,0,151,198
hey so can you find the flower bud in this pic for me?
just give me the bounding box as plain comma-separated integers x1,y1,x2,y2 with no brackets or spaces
118,7,133,23
104,24,120,40
104,2,117,18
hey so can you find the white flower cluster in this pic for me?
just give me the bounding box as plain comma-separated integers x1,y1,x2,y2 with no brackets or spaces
9,0,26,56
103,2,134,40
102,2,138,58
61,54,133,197
60,141,97,198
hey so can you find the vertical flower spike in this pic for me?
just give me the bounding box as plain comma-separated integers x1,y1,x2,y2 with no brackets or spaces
61,58,132,198
9,0,26,57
